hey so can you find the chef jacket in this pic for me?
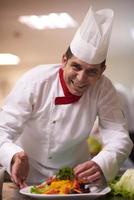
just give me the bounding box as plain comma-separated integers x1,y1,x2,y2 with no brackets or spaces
0,64,133,183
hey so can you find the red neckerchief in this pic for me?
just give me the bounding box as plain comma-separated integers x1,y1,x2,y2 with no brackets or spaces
55,68,82,105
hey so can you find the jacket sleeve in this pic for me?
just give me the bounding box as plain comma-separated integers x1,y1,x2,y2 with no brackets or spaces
92,77,133,181
0,79,34,174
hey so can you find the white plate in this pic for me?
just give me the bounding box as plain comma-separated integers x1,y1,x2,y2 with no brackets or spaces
20,186,111,199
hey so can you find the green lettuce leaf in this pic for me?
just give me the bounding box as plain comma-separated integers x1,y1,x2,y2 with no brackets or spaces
110,169,134,198
56,166,74,180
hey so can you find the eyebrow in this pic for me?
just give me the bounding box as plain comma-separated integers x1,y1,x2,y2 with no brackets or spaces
71,62,81,66
88,68,99,72
71,61,100,72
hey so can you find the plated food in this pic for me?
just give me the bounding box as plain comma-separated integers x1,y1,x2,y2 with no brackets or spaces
30,167,91,195
20,167,111,199
20,186,111,199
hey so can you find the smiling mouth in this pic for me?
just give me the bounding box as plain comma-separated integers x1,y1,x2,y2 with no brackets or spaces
71,80,87,89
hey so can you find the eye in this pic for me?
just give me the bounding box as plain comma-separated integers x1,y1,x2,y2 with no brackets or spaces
71,63,81,71
87,69,99,77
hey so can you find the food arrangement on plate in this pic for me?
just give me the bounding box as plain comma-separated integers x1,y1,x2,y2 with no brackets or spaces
20,166,111,199
30,167,91,195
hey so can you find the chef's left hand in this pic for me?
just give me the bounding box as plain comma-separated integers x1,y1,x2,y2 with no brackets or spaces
74,160,103,183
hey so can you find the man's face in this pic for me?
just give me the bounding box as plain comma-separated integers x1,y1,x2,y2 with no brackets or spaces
62,55,106,96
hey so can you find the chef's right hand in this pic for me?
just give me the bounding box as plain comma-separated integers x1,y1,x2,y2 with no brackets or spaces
10,151,29,189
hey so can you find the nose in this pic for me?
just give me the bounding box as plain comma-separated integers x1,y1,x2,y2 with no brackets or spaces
77,71,87,82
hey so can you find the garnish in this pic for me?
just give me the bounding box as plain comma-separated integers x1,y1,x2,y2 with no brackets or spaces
56,166,74,180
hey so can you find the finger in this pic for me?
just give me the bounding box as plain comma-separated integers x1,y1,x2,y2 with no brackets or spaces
11,176,21,188
11,165,24,187
11,172,19,185
75,166,97,178
86,171,101,182
19,181,28,189
74,161,92,174
12,175,27,189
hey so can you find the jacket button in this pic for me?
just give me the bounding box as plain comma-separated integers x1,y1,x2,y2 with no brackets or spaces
48,156,52,159
52,120,56,124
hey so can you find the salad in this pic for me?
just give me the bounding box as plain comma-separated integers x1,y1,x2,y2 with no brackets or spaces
31,167,90,195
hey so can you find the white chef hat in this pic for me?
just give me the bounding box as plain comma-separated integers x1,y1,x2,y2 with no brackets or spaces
70,7,114,64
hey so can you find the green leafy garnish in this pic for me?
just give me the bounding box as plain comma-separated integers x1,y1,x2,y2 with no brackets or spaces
109,169,134,198
30,185,49,194
56,166,74,180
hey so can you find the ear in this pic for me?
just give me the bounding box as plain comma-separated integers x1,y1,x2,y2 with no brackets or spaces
62,54,68,66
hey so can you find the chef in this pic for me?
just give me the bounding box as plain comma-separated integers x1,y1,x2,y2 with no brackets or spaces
0,7,133,188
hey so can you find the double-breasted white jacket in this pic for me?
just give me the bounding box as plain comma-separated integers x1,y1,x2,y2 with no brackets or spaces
0,64,133,183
